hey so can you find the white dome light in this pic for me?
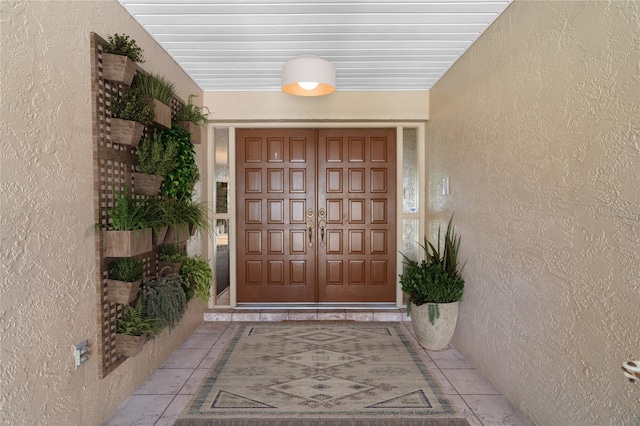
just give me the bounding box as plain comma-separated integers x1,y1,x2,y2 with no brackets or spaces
282,55,335,96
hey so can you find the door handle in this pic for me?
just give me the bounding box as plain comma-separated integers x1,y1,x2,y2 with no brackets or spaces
306,220,314,247
318,220,326,247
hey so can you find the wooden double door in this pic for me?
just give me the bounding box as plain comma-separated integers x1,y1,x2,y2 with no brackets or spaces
237,128,396,303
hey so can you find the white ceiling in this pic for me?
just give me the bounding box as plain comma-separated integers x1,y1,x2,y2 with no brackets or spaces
119,0,513,92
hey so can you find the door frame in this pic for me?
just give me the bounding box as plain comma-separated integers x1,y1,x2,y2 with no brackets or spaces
207,122,426,308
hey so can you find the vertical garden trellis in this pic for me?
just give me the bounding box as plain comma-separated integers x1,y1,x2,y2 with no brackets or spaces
90,32,185,378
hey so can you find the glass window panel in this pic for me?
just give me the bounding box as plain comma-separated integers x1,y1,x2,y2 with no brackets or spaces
214,128,229,213
402,128,418,213
214,218,230,301
402,218,420,261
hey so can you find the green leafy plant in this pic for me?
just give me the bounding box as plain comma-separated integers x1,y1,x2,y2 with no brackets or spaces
399,214,466,324
104,33,145,63
108,257,144,282
175,95,210,126
132,73,175,106
103,188,149,231
136,131,178,177
141,274,187,330
116,300,161,336
162,123,199,198
110,87,155,125
180,256,213,302
158,244,186,263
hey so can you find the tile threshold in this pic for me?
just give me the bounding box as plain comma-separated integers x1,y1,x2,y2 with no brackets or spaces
204,307,410,322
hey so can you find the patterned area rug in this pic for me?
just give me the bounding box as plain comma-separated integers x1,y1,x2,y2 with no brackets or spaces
176,322,468,426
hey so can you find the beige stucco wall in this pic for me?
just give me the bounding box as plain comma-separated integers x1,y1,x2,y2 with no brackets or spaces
1,1,207,424
203,91,429,122
427,1,639,424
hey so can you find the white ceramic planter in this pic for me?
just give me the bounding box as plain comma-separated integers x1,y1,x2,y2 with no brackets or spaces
411,301,459,350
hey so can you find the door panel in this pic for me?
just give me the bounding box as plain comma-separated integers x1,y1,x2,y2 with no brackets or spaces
237,128,396,303
317,128,396,302
237,129,316,302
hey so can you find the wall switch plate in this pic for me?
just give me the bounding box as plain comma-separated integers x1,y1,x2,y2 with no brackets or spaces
74,340,89,369
443,177,450,196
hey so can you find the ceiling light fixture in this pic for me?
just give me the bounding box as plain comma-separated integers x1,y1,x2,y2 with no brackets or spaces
281,55,335,96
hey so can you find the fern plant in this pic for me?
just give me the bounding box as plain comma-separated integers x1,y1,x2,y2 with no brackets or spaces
180,256,213,302
116,300,161,336
175,94,210,126
136,131,178,177
141,274,187,330
132,73,175,106
104,33,145,63
104,188,149,231
399,214,466,324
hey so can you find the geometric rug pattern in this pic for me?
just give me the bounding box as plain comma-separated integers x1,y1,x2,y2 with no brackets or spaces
176,322,468,426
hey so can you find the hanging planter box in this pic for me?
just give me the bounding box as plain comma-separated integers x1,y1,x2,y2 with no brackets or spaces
153,99,172,129
110,118,144,147
102,53,137,85
106,279,142,305
103,228,152,258
177,121,202,144
164,224,190,244
158,260,182,275
152,226,168,246
115,333,148,358
132,172,163,196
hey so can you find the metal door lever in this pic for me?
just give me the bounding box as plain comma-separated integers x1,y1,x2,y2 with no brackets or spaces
306,220,314,247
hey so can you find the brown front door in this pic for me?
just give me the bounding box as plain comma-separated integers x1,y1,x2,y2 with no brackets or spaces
236,128,396,303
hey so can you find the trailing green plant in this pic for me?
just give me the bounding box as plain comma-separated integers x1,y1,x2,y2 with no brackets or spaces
141,274,187,330
116,299,161,336
175,95,210,126
399,214,466,324
109,257,144,282
104,33,145,63
110,87,155,125
162,123,198,198
136,130,178,177
179,256,213,302
159,244,186,263
132,73,175,106
102,187,149,231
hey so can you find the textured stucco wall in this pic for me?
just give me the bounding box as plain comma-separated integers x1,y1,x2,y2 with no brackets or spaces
427,1,639,424
1,1,206,425
203,91,429,121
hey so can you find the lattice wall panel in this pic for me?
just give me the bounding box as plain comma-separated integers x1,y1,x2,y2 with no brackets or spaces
90,33,185,378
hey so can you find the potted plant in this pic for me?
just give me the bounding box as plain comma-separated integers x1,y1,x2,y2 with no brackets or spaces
131,73,175,128
107,257,144,305
110,87,155,147
179,256,213,302
141,273,187,330
162,123,199,199
162,196,211,243
175,94,210,144
115,299,161,357
133,130,178,196
400,215,466,350
158,243,186,274
101,188,152,258
102,33,144,85
146,197,170,245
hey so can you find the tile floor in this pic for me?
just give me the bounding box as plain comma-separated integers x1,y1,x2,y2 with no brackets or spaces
104,320,534,426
